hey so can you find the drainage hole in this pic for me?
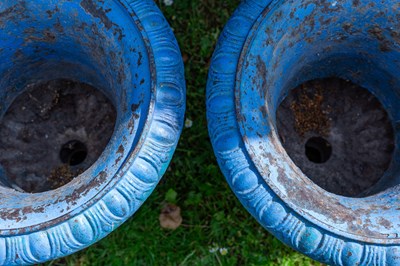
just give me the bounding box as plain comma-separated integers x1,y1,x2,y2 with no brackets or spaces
305,137,332,164
60,140,88,166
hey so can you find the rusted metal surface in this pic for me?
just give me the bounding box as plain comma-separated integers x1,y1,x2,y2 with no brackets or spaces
208,0,400,264
0,0,150,231
0,0,185,264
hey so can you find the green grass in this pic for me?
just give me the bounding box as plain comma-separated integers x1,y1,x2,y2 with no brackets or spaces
46,1,322,265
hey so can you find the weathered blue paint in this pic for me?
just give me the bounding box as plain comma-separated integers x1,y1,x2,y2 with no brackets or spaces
207,0,400,265
0,0,185,264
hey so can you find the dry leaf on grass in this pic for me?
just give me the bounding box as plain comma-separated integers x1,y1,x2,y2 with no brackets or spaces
182,53,189,63
159,204,183,230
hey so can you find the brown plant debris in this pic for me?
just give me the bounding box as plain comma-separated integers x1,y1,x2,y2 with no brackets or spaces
290,84,330,136
47,164,82,190
159,204,183,230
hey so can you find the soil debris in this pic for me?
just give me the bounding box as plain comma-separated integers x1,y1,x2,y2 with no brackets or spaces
0,79,117,193
47,164,83,190
290,83,330,136
277,78,395,197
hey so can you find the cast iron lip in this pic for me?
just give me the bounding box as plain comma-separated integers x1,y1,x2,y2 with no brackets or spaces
233,0,400,244
0,0,185,263
0,0,156,235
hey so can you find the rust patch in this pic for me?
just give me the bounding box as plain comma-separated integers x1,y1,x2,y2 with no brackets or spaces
54,19,64,33
0,5,19,18
131,103,140,113
352,0,360,7
114,28,125,41
114,145,125,166
128,118,135,134
368,25,393,52
259,105,268,119
368,26,385,41
342,22,352,33
79,2,125,42
255,55,267,100
378,217,392,230
23,29,57,43
61,170,108,205
0,209,23,222
117,145,125,155
0,205,46,222
268,150,384,238
138,52,143,66
1,169,110,232
0,2,28,25
81,0,113,30
46,6,60,18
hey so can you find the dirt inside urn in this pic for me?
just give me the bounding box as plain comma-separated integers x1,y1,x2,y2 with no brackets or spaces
0,79,117,193
277,78,395,197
